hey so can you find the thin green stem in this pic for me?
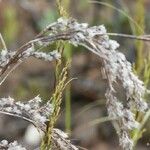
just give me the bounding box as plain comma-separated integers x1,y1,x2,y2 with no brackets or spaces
132,109,150,149
0,33,7,51
64,43,72,134
65,83,71,134
56,0,72,134
134,0,145,73
87,116,117,127
89,0,143,33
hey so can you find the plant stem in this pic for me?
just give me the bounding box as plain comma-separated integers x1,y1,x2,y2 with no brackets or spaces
64,43,72,134
134,0,145,73
65,82,71,134
56,0,72,134
132,109,150,149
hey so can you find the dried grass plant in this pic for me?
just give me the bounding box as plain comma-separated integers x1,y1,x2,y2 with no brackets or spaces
0,8,149,150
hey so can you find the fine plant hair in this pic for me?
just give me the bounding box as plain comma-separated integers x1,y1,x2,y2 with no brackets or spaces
0,18,149,150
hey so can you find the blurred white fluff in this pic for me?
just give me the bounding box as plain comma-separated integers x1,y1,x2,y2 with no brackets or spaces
0,96,54,125
24,124,44,146
0,140,26,150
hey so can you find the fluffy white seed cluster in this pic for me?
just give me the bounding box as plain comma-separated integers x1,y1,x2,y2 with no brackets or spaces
119,131,133,150
0,46,60,73
22,45,61,62
106,93,139,128
0,49,16,69
0,96,53,125
47,18,148,150
31,50,61,61
52,129,78,150
0,140,26,150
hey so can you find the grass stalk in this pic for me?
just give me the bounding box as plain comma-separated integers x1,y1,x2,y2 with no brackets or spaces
132,109,150,149
56,0,72,134
41,61,70,150
134,0,145,74
64,43,72,134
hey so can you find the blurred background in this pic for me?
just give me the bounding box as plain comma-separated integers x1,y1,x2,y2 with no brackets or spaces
0,0,150,150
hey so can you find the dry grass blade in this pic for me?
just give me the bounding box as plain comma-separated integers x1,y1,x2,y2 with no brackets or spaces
88,0,143,33
0,33,7,51
106,33,150,42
